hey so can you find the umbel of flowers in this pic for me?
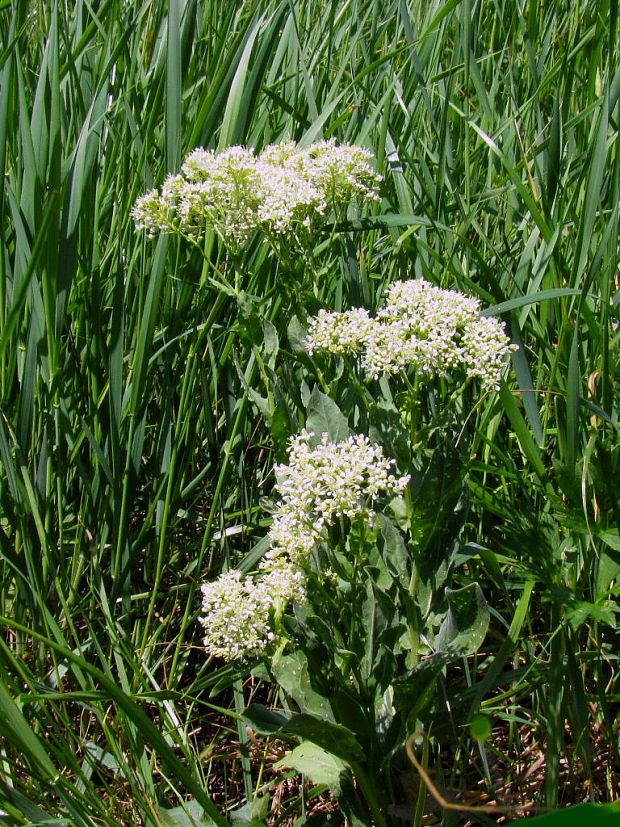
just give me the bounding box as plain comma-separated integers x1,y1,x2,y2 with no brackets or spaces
132,139,381,250
199,432,409,661
306,279,517,391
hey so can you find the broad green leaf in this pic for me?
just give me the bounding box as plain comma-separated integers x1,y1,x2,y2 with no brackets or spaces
274,742,349,795
599,530,620,551
392,658,450,718
242,703,291,735
262,320,279,365
596,541,620,598
305,387,349,444
360,577,392,684
287,314,308,355
283,714,365,767
377,513,409,578
158,800,218,827
230,796,269,826
435,583,490,655
516,801,620,825
565,600,618,631
270,650,333,720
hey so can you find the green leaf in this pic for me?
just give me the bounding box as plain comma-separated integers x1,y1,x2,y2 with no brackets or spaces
510,324,543,446
599,530,620,551
305,387,349,444
392,658,450,717
596,544,620,598
157,800,219,827
480,288,589,317
230,796,269,826
435,583,490,655
270,650,333,720
287,314,308,355
165,0,182,172
242,703,291,735
274,742,349,795
262,320,279,365
565,600,618,631
517,801,620,825
360,577,398,685
270,404,293,461
0,679,57,780
0,776,64,825
334,213,441,232
283,714,365,767
377,513,409,578
498,386,548,483
217,13,264,150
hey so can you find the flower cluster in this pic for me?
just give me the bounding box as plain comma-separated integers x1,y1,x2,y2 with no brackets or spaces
263,431,410,567
199,431,409,661
306,279,516,390
133,140,381,249
199,564,304,661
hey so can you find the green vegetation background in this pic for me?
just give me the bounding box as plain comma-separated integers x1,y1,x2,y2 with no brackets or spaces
0,0,618,824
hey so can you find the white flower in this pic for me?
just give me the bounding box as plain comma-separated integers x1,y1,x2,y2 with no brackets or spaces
264,430,409,565
306,279,516,390
133,140,381,248
199,561,305,661
293,139,382,204
306,307,374,356
199,570,275,661
199,431,408,661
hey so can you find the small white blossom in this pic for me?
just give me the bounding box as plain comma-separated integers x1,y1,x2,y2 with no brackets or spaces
199,570,274,661
290,140,382,204
131,190,170,236
264,431,410,565
460,316,516,388
199,431,408,661
199,561,305,661
306,279,516,390
306,307,375,356
133,140,381,248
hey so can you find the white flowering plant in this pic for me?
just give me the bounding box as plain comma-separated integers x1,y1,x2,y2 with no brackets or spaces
201,384,491,825
133,139,381,259
169,144,513,823
191,243,528,824
199,427,410,663
306,278,517,392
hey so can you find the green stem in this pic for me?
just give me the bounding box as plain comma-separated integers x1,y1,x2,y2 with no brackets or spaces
407,564,421,669
353,763,390,827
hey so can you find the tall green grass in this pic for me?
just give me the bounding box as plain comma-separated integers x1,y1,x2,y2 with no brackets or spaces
0,0,617,823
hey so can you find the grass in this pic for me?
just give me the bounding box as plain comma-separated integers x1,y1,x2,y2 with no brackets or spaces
0,0,618,824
